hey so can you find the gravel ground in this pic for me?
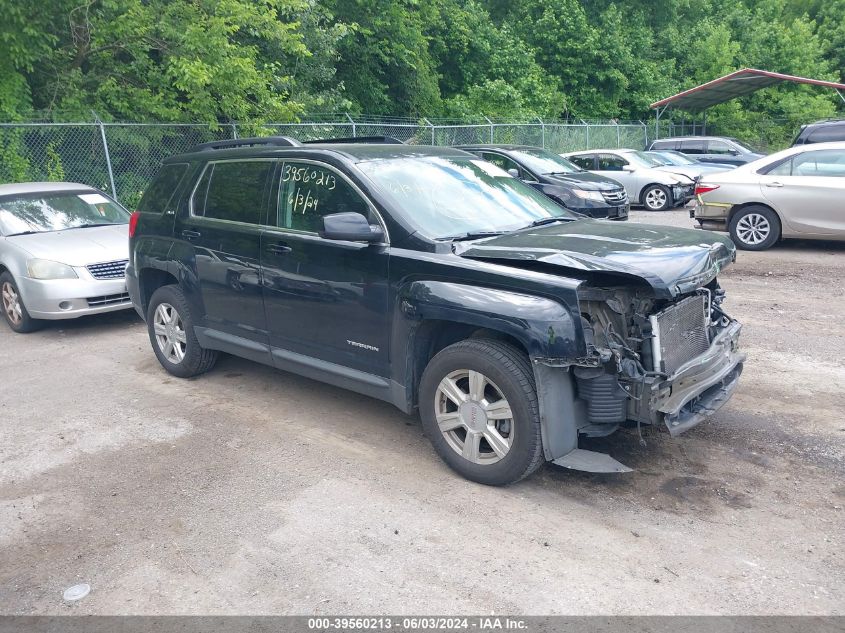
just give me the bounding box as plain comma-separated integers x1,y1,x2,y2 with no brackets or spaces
1,208,843,615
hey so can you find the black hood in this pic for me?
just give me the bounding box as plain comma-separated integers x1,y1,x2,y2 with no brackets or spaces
454,220,736,298
539,171,623,191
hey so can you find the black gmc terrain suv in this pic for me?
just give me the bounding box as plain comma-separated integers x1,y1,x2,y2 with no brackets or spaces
128,136,745,485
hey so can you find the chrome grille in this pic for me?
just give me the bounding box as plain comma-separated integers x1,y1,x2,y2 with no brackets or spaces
602,189,627,203
86,292,131,307
87,259,128,280
650,294,710,375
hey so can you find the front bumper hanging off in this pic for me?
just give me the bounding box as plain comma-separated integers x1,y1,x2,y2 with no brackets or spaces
651,319,745,436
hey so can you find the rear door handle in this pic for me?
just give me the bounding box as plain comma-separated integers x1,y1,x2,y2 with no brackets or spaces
266,242,292,255
181,229,202,240
766,181,784,188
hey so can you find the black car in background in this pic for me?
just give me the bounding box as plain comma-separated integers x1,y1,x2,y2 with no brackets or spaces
791,120,845,146
458,145,629,220
648,136,764,166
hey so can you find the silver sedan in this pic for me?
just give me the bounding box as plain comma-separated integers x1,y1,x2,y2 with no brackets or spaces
0,182,132,332
694,141,845,250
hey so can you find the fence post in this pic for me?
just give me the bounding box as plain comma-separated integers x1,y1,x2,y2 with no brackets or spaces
484,116,494,143
345,113,356,138
231,123,238,139
92,111,117,202
581,119,589,149
616,122,621,147
536,117,545,148
639,120,648,148
422,118,435,144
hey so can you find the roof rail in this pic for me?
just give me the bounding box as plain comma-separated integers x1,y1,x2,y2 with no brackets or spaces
302,136,406,145
189,136,302,152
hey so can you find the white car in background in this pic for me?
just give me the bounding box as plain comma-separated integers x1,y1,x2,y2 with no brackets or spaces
693,141,845,250
0,182,132,333
563,149,696,211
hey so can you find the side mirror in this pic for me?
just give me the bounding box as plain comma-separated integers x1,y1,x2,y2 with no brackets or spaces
320,212,384,243
507,168,520,178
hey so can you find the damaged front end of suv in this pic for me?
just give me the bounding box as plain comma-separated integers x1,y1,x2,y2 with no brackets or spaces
575,281,744,441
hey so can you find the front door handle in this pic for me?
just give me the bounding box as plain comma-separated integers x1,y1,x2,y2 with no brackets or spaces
266,242,292,255
766,181,784,188
182,229,202,240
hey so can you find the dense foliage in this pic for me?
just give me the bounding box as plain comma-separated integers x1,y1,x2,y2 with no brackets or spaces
1,0,843,145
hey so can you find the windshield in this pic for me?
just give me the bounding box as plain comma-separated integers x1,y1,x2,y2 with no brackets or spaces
505,148,582,175
645,152,672,166
624,151,664,167
358,157,578,239
0,190,129,236
728,138,758,153
658,151,696,165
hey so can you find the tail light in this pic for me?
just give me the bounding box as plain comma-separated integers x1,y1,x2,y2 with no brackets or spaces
695,183,720,196
128,211,140,238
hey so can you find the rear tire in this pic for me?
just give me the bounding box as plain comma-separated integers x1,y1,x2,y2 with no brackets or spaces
0,272,43,333
147,285,217,378
419,339,544,486
641,184,672,211
729,206,780,251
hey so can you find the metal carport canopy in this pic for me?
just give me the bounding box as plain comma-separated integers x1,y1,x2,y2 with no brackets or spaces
650,68,845,112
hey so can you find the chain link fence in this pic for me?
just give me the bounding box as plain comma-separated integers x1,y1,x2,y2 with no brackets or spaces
0,116,650,208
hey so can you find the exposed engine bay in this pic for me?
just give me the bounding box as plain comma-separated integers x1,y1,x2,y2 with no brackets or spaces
573,280,745,437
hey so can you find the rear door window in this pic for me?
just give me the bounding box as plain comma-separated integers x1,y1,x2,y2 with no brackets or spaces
651,140,676,150
192,160,273,224
568,155,595,169
138,163,189,214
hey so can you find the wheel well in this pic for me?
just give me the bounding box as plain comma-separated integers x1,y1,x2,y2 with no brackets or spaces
727,202,783,237
639,183,669,203
410,320,528,408
138,268,178,316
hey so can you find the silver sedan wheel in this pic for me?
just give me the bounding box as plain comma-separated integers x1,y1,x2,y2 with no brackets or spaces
153,303,187,364
644,187,667,210
1,282,22,326
434,369,515,465
735,213,770,246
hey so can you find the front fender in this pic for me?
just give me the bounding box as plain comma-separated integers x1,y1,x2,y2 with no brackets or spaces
399,280,581,358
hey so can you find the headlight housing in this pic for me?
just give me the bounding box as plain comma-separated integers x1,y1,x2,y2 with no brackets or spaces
572,189,605,202
26,259,78,280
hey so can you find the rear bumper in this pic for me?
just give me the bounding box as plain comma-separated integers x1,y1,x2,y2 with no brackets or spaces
125,265,145,319
692,198,732,229
18,275,132,319
654,320,745,435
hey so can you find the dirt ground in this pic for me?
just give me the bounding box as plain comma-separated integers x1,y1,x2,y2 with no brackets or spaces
1,208,843,615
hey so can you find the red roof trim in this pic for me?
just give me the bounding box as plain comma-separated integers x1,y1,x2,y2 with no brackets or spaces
650,68,845,110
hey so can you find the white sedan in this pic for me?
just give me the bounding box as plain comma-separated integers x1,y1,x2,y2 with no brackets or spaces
693,141,845,250
563,149,696,211
0,182,132,333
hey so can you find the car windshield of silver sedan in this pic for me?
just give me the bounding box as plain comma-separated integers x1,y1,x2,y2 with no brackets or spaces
358,156,578,240
625,151,664,168
0,191,129,236
506,148,583,175
657,150,697,166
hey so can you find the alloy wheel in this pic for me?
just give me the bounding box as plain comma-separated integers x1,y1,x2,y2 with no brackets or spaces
735,213,770,246
434,369,515,465
153,302,187,364
644,187,667,210
1,282,22,326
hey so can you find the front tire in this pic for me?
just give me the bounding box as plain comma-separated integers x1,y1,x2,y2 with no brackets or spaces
641,184,672,211
419,339,544,486
0,272,42,333
729,206,780,251
147,285,218,378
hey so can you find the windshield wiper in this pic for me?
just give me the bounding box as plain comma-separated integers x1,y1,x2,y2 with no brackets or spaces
441,231,505,242
62,223,120,230
6,230,42,236
521,217,576,230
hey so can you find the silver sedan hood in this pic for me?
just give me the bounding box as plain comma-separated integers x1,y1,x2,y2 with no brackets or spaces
6,224,128,266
